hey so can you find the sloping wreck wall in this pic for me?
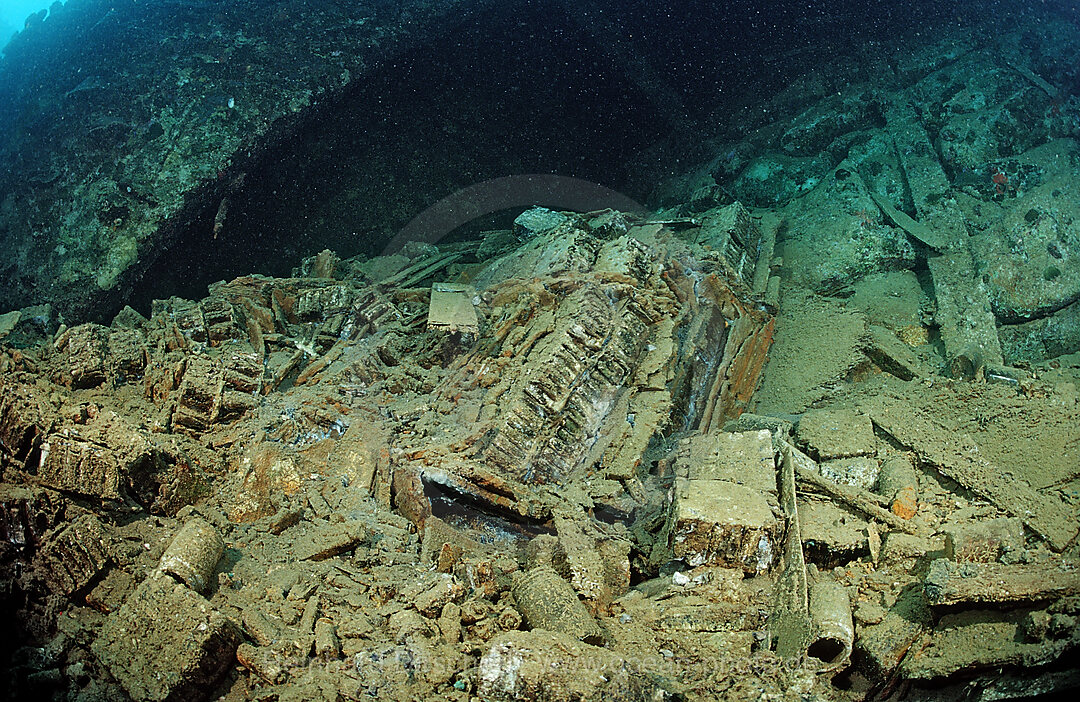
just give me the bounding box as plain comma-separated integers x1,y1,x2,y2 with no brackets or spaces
0,0,496,322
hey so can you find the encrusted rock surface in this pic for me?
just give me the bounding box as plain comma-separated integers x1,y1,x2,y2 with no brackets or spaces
91,574,243,702
0,0,489,321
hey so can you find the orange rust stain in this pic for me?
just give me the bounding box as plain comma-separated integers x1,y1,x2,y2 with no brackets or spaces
723,315,775,419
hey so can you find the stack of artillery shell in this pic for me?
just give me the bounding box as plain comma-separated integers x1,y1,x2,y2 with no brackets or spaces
511,565,602,644
159,517,225,593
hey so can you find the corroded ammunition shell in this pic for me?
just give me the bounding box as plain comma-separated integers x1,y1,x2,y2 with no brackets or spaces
314,618,341,659
878,455,919,520
511,565,601,644
236,642,284,684
949,345,985,381
159,517,224,593
807,579,854,671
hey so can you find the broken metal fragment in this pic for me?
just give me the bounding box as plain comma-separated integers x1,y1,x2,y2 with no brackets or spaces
869,192,947,252
1005,60,1060,98
427,283,479,334
770,445,811,659
924,559,1080,610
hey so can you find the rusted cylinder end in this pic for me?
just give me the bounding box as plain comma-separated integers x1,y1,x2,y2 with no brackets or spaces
511,565,602,644
806,579,853,672
948,346,985,381
159,517,224,593
878,455,919,520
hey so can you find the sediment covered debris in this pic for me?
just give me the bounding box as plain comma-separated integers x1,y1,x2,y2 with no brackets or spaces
2,199,1076,701
0,204,784,700
2,4,1080,701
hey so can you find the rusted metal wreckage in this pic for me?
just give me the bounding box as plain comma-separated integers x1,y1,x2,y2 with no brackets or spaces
0,201,786,699
1,200,775,557
2,200,1079,700
390,204,776,539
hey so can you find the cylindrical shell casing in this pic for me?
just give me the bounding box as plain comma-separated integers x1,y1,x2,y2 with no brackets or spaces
237,642,283,684
159,517,224,593
949,346,985,381
511,565,601,644
878,455,919,520
314,618,341,659
806,579,854,671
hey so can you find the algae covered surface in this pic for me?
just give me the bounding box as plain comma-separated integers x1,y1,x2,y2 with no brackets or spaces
0,0,487,320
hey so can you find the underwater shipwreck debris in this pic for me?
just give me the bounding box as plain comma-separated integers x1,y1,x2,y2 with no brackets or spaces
3,4,1080,695
924,558,1080,611
91,573,243,702
868,193,948,253
806,577,855,672
862,394,1078,551
4,189,1076,698
0,206,1076,702
0,200,792,698
427,283,479,335
393,206,775,537
511,563,603,644
478,629,668,702
877,455,920,521
158,516,224,594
